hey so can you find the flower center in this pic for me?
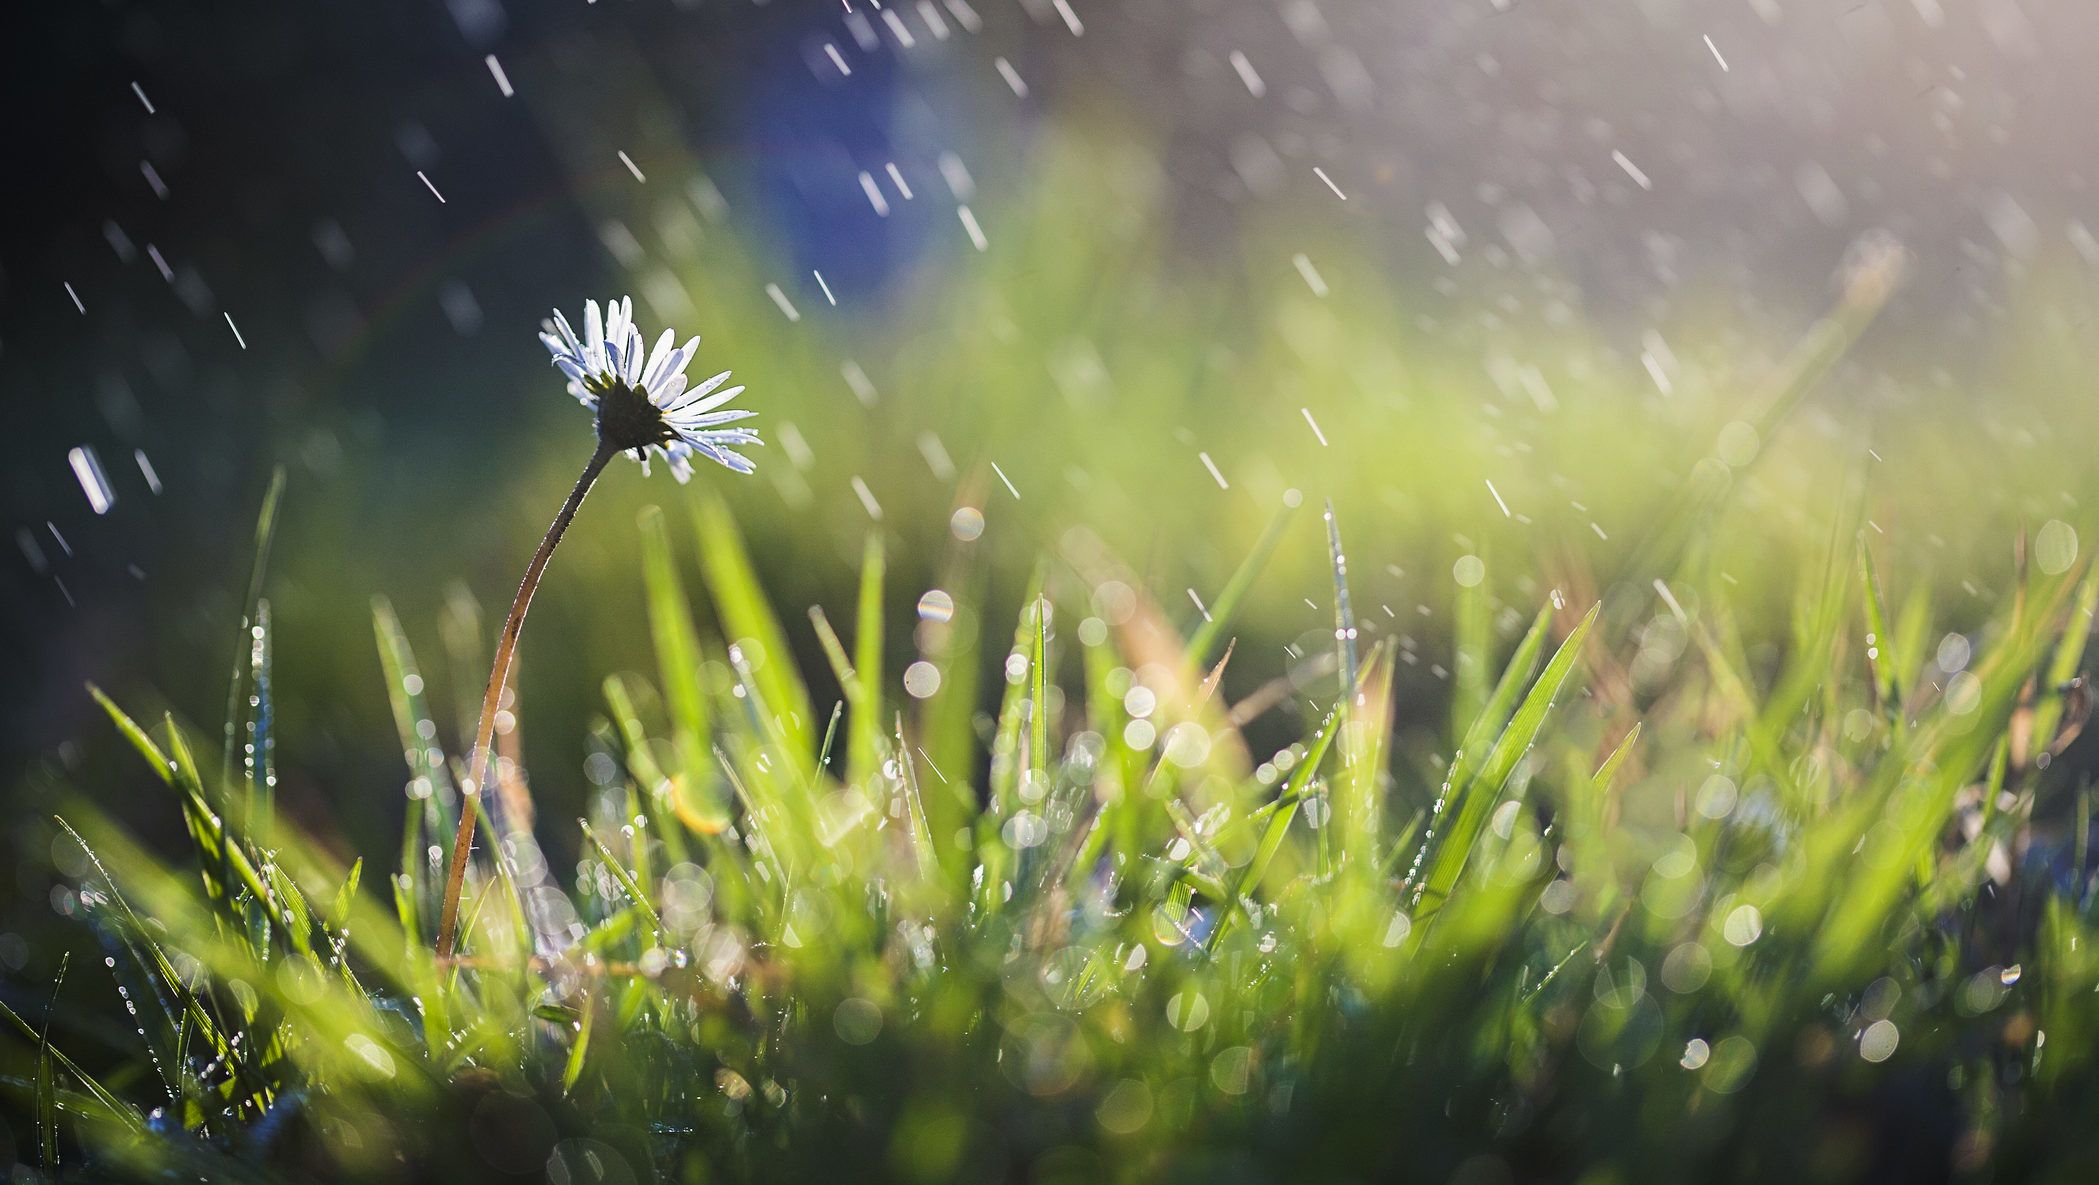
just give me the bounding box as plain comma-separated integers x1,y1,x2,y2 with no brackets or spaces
591,380,672,454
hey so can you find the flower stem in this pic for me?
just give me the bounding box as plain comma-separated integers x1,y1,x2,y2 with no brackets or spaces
436,440,617,959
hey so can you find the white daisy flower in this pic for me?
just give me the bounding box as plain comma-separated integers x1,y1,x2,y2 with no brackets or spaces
437,296,762,960
539,295,761,479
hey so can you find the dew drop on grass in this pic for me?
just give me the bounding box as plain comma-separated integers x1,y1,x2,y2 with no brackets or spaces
917,589,955,623
833,998,883,1045
1681,1039,1711,1070
903,661,941,699
1716,421,1759,467
1858,1019,1900,1063
1166,990,1210,1032
1723,905,1763,947
2036,520,2078,575
1381,911,1412,948
1936,633,1972,673
1945,671,1983,716
1001,811,1047,850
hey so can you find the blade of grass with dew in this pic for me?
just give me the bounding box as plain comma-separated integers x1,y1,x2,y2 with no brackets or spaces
1805,569,2075,986
1337,643,1393,880
1410,603,1598,924
1320,499,1358,876
237,598,277,844
916,564,983,853
814,697,844,774
1588,721,1642,800
0,996,141,1136
892,716,942,889
89,688,286,940
1858,538,1897,709
563,994,596,1094
1207,701,1344,950
1431,604,1555,831
372,597,458,937
35,954,67,1171
55,815,258,1105
582,820,665,939
977,575,1044,918
220,466,285,821
602,675,674,830
1070,605,1141,885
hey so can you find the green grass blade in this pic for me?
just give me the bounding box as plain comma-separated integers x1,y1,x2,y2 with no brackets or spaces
220,466,286,812
693,493,815,774
849,533,887,791
1411,603,1598,922
638,505,722,835
1208,702,1345,949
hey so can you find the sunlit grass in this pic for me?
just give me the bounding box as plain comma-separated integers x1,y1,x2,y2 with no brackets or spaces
15,375,2099,1180
15,132,2099,1183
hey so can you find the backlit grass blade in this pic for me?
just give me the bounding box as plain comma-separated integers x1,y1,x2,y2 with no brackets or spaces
1857,538,1896,708
220,466,285,814
2029,562,2099,759
36,954,65,1170
916,565,982,849
582,820,664,939
0,995,140,1134
1410,603,1598,923
1451,549,1493,747
1805,569,2076,986
693,492,815,775
1337,643,1393,879
1207,701,1344,949
1324,499,1359,699
978,576,1045,917
1444,604,1554,805
638,505,723,832
849,532,886,791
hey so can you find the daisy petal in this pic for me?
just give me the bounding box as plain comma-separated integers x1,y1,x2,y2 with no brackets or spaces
684,382,745,417
666,407,756,431
661,370,733,413
553,308,585,357
641,328,676,390
694,428,762,447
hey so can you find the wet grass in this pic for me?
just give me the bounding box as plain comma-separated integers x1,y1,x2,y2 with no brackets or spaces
13,391,2099,1182
11,162,2099,1182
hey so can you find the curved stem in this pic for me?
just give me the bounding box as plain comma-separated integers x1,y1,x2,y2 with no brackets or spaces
436,441,617,958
